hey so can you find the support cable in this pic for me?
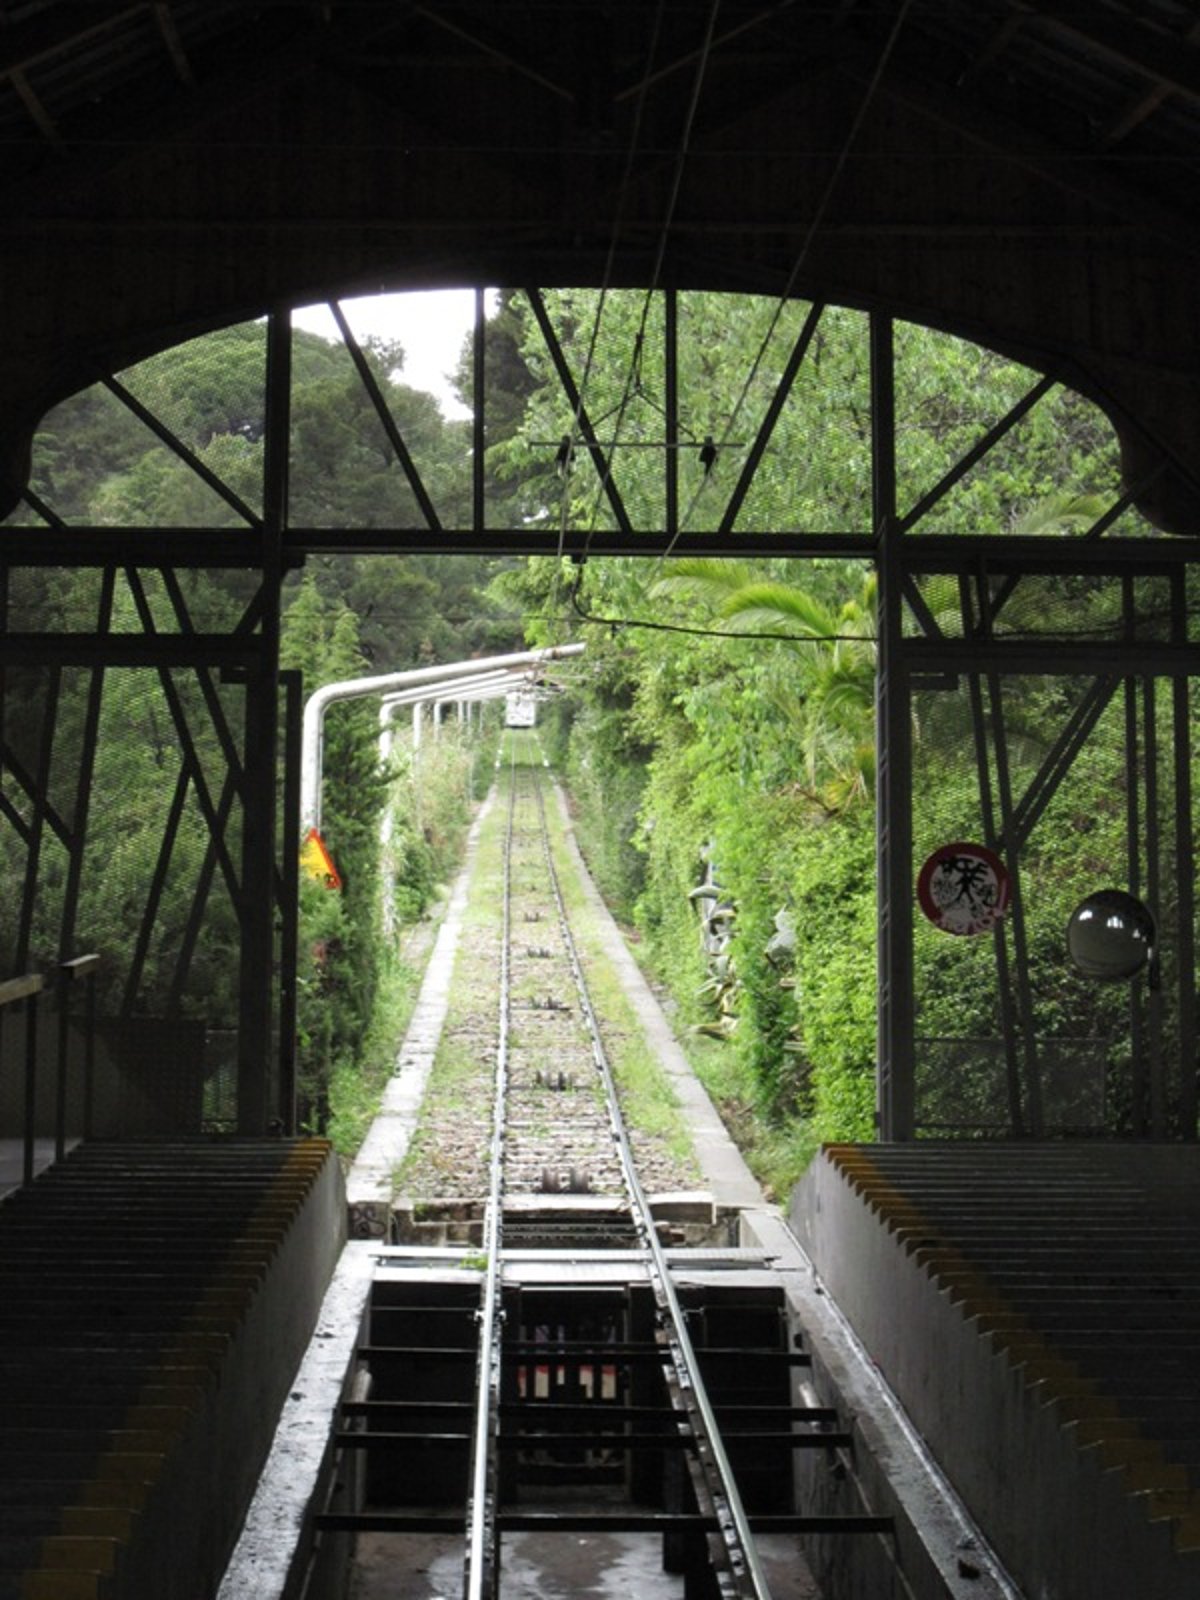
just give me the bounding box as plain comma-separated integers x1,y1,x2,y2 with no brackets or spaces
661,0,916,563
546,0,669,626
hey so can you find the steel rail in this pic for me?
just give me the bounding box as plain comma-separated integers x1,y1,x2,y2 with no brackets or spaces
463,748,516,1600
526,751,775,1600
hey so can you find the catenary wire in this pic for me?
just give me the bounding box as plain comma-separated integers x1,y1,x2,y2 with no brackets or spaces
659,0,918,564
573,0,724,557
546,0,669,629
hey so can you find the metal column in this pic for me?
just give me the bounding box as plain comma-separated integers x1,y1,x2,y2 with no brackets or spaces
872,313,915,1140
236,307,287,1133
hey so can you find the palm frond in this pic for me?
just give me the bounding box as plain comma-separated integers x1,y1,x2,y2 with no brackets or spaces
1008,492,1110,538
717,582,840,635
652,558,758,601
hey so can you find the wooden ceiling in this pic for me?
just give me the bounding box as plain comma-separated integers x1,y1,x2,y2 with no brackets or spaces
2,0,1199,529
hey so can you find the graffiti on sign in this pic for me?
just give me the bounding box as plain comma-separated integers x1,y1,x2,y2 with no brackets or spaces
917,841,1009,936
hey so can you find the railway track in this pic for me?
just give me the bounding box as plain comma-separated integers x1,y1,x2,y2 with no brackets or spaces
460,743,774,1599
306,741,892,1600
392,737,700,1230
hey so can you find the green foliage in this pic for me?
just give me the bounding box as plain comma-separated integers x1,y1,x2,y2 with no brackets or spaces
13,310,521,1145
12,287,1174,1174
480,288,1156,1177
283,577,388,1129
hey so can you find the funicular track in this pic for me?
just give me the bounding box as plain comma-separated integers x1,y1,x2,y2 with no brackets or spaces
311,746,892,1600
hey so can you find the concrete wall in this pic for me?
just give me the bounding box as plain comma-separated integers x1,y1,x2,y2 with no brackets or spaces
118,1144,348,1600
790,1151,1200,1600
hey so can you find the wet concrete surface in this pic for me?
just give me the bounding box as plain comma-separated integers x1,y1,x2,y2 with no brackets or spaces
350,1524,820,1599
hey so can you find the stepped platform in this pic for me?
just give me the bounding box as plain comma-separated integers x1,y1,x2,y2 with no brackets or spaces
792,1142,1200,1600
0,1138,344,1600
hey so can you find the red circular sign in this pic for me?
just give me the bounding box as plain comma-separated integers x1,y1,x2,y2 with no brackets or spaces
917,842,1010,936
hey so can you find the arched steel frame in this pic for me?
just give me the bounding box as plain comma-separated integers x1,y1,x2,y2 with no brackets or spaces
0,291,1196,1138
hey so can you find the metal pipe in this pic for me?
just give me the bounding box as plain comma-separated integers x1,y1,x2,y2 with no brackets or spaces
303,644,584,831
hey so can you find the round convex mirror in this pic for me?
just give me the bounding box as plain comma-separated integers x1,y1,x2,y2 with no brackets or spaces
1066,889,1155,981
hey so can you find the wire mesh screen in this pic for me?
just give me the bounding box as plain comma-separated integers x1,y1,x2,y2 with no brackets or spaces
518,290,875,538
914,1038,1109,1134
910,662,1199,1139
0,568,281,1140
3,326,267,531
893,326,1162,541
288,311,475,530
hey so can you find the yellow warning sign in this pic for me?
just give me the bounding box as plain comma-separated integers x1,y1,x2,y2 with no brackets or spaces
300,827,342,890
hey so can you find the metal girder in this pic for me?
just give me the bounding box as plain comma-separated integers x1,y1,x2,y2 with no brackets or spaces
121,766,192,1019
898,373,1057,533
904,641,1198,676
0,281,1195,1153
5,524,1197,564
160,766,240,1022
0,531,281,568
159,567,246,797
329,301,442,532
0,633,260,667
1011,1,1200,113
15,665,60,972
525,288,636,539
0,738,72,850
279,669,302,1134
718,300,824,536
58,568,115,961
102,375,260,527
124,568,243,906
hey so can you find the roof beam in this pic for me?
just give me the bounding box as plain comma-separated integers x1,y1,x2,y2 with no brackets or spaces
153,3,194,88
613,0,799,104
0,4,143,80
408,3,573,102
955,13,1026,90
1099,82,1172,150
1013,2,1200,112
860,38,1200,252
9,68,58,143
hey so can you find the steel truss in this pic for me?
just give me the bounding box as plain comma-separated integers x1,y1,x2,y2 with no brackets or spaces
0,296,1195,1138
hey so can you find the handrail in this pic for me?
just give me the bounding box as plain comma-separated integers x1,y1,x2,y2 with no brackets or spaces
59,953,101,982
0,972,44,1008
0,972,45,1186
56,953,101,1159
0,954,102,1188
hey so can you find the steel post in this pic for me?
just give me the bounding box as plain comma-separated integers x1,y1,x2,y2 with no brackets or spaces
236,307,287,1134
280,669,302,1133
873,313,914,1140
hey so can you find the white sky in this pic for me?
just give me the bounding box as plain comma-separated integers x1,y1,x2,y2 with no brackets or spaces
291,289,497,420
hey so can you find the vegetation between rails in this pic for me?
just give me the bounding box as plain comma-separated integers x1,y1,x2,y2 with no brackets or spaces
395,737,700,1197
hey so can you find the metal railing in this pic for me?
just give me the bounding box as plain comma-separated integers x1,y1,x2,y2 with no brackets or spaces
1,952,101,1187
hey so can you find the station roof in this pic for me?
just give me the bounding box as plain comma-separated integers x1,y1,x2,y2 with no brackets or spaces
2,1,1198,528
